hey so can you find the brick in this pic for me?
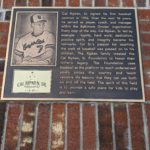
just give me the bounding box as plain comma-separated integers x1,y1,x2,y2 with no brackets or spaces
0,73,3,87
0,59,5,72
141,33,150,43
83,104,96,150
122,0,134,6
138,10,150,20
129,104,145,150
0,47,6,58
16,0,27,6
69,0,80,6
114,104,128,150
95,0,106,6
0,22,10,33
28,0,40,6
5,104,21,150
3,0,14,9
142,46,150,56
42,0,53,6
108,0,120,6
20,104,36,150
82,0,92,6
55,0,66,6
98,104,113,150
0,103,6,146
144,74,150,85
0,34,8,45
136,0,146,7
143,60,150,71
145,87,150,100
145,104,150,146
36,104,51,150
51,104,65,150
139,22,150,32
67,104,80,150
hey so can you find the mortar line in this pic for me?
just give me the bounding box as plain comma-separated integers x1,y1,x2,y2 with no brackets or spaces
120,0,123,7
16,105,24,150
111,103,116,150
32,103,39,150
0,103,9,150
64,104,68,150
80,0,82,7
14,0,17,6
95,103,100,150
92,0,95,7
142,104,149,150
66,0,69,7
48,104,53,150
105,0,108,7
39,0,42,6
26,0,29,6
80,104,83,150
0,0,3,8
133,0,137,7
126,104,132,150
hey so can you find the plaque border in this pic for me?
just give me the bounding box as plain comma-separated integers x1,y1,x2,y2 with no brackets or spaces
1,7,145,102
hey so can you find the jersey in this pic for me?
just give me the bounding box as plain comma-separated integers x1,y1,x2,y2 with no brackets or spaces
16,31,55,58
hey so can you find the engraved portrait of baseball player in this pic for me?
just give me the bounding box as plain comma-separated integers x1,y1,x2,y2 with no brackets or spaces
13,13,56,65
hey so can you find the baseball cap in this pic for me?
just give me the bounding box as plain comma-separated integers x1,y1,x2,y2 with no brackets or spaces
30,14,47,23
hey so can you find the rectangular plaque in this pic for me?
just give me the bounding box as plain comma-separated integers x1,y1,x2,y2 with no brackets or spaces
1,7,145,102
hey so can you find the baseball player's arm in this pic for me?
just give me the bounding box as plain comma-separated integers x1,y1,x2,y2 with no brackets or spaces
14,50,24,64
14,39,24,64
26,48,53,64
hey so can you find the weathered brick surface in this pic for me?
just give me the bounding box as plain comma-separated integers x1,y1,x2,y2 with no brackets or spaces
0,47,6,58
0,60,4,72
0,34,8,45
36,104,51,150
141,33,150,43
3,0,14,8
142,46,150,56
20,104,36,150
98,104,113,150
145,87,150,100
0,73,3,87
138,10,150,20
136,0,146,6
4,104,21,150
129,104,145,150
16,0,27,6
95,0,106,6
114,104,128,150
0,22,9,33
69,0,80,6
0,103,6,146
108,0,120,6
28,0,40,6
42,0,53,6
55,0,66,6
83,104,96,150
82,0,93,6
122,0,134,6
139,22,150,32
51,104,65,150
145,104,150,146
67,104,80,150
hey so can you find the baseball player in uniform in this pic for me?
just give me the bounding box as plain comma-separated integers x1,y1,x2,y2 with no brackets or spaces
14,14,55,65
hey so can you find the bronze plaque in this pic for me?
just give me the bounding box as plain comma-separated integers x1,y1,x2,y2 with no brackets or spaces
1,7,145,102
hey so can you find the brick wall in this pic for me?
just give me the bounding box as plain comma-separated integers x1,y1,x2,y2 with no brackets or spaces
1,0,150,149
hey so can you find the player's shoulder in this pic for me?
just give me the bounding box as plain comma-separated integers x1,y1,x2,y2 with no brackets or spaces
18,32,32,41
43,31,54,37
